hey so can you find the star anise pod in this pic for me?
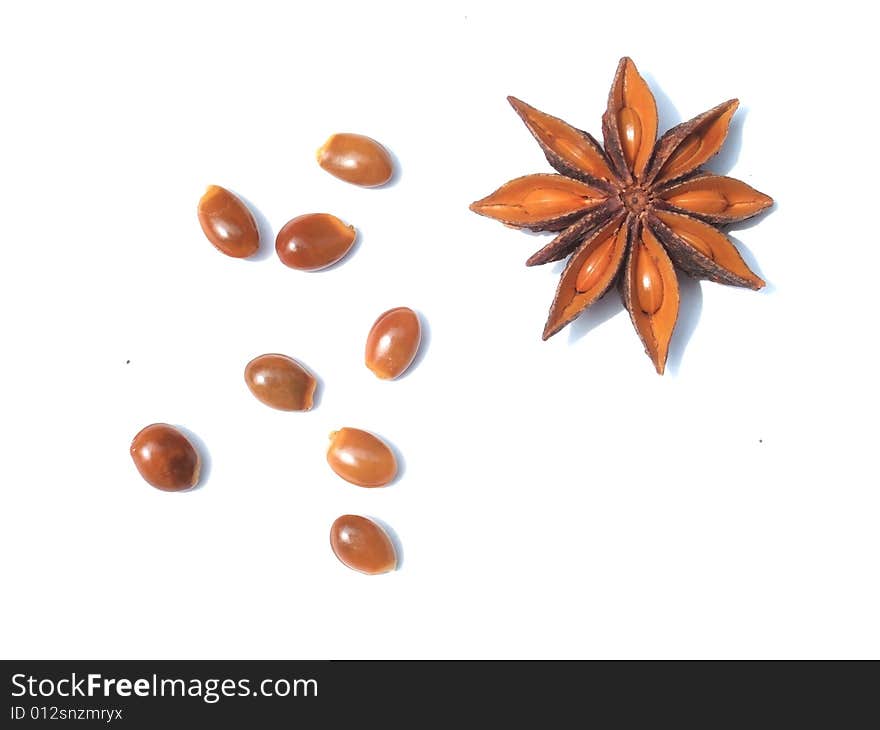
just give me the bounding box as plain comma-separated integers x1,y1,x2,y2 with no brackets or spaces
470,57,773,374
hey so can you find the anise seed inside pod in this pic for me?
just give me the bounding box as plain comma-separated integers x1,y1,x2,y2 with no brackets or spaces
275,213,356,271
244,354,317,411
326,427,397,487
575,239,616,293
197,185,260,258
617,107,642,169
365,307,422,379
661,134,703,178
664,188,728,215
330,515,397,575
316,133,394,187
673,227,715,260
130,423,201,491
635,244,664,314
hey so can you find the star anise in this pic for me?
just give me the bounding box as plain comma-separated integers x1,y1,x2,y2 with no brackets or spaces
470,57,773,374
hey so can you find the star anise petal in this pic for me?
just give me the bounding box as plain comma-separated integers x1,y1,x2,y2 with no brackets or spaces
469,173,610,232
601,57,658,183
646,99,739,186
621,224,680,374
525,199,623,267
542,214,628,339
649,211,764,289
655,173,773,224
508,96,619,189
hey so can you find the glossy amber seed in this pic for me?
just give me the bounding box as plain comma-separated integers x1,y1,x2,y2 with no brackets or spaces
316,133,394,187
130,423,201,491
665,188,729,215
327,428,397,487
197,185,260,258
330,515,397,575
673,226,715,260
617,107,642,170
244,354,316,411
635,243,664,315
365,307,421,380
275,213,356,270
575,237,616,293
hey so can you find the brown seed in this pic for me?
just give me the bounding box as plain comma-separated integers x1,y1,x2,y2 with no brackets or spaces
330,515,397,575
664,188,729,215
662,134,703,178
575,236,616,293
327,428,397,487
130,423,201,491
673,227,715,261
365,307,421,380
275,213,356,271
197,185,260,258
316,133,394,187
469,174,606,230
635,243,664,315
617,107,642,170
244,354,316,411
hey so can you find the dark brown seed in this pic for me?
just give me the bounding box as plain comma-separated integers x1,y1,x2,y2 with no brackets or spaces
244,354,317,411
130,423,201,491
275,213,356,270
330,515,397,574
197,185,260,258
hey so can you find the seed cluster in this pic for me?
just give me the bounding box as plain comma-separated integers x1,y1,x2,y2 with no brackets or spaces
130,133,416,575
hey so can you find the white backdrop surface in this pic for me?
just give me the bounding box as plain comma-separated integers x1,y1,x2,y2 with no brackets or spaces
1,0,877,658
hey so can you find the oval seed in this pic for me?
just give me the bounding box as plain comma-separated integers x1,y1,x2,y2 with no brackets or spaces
674,227,715,260
635,244,664,315
244,354,316,411
521,186,590,215
575,238,615,293
617,107,642,169
665,189,728,215
327,428,397,487
275,213,356,271
197,185,260,258
661,134,703,179
316,133,394,187
130,423,201,491
330,515,397,575
365,307,421,380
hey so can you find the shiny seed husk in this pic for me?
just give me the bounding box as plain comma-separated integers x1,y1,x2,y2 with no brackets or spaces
327,427,397,487
673,227,715,260
665,188,729,215
316,133,394,187
635,244,664,315
575,237,616,293
130,423,201,491
330,515,397,575
617,107,641,169
365,307,422,380
275,213,356,271
244,354,316,411
197,185,260,258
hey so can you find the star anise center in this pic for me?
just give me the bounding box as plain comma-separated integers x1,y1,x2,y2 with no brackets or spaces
620,184,652,216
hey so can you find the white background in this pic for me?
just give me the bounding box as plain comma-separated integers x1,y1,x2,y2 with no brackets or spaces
1,0,877,659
